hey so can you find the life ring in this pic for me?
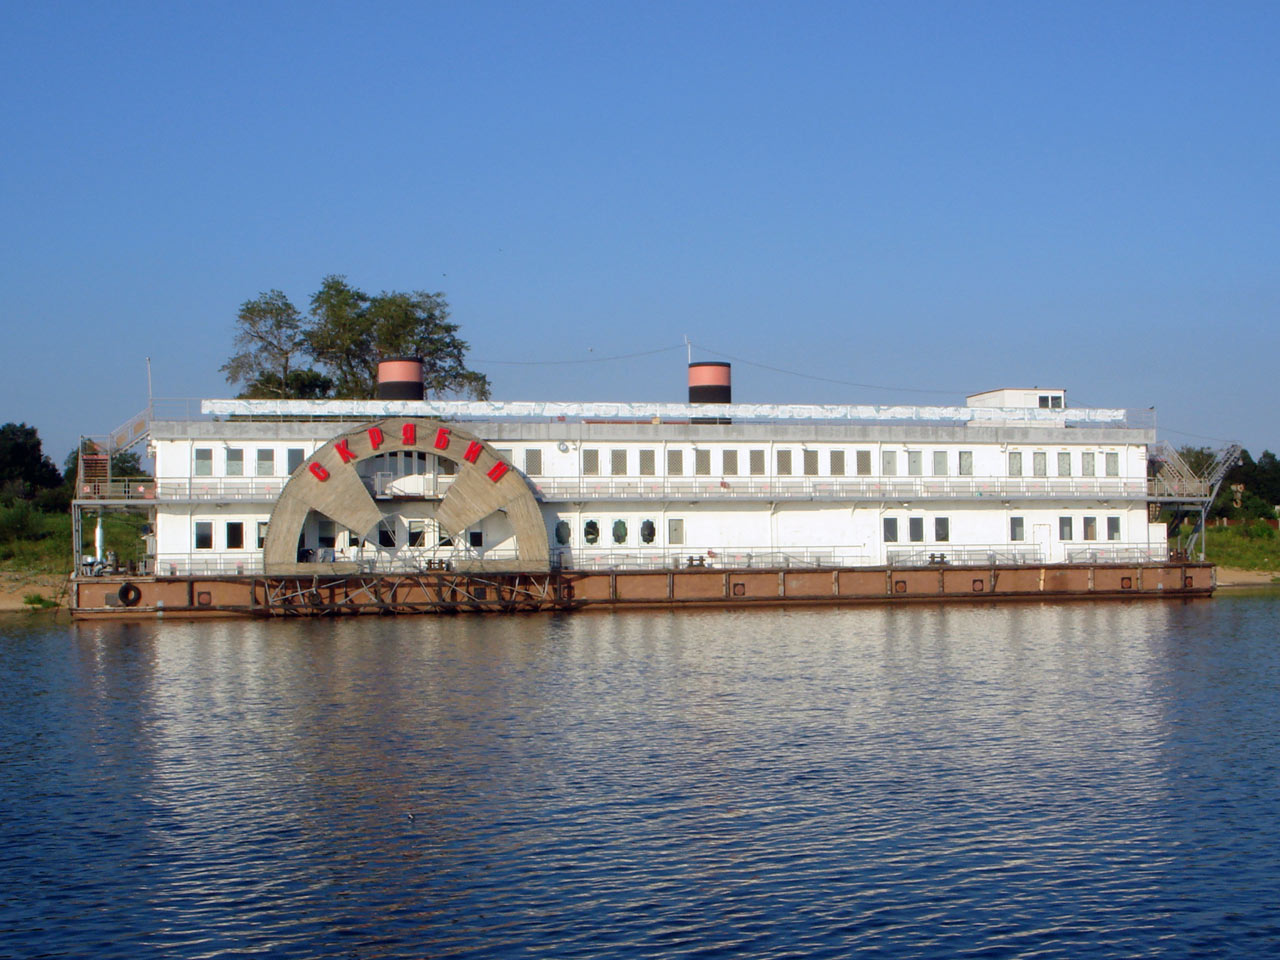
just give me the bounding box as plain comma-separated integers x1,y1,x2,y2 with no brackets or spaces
118,583,143,607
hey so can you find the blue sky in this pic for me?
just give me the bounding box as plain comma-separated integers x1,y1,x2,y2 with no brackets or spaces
2,1,1276,464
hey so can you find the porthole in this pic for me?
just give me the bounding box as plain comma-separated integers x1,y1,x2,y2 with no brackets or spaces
640,519,656,544
555,520,571,545
584,520,599,544
612,520,628,544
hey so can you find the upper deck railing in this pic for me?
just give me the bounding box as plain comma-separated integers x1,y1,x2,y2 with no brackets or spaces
195,397,1155,429
77,473,1165,503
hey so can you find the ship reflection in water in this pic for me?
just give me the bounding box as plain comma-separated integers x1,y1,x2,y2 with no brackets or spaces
2,596,1278,958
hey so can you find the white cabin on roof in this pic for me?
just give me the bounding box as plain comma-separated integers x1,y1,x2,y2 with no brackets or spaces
967,387,1066,410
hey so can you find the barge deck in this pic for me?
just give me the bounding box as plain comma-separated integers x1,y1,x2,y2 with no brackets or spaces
71,560,1214,619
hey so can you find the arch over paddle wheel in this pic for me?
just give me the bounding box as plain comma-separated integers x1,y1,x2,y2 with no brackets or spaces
262,418,548,575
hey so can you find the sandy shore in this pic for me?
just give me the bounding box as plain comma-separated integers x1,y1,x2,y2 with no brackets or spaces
0,572,70,611
1215,567,1280,588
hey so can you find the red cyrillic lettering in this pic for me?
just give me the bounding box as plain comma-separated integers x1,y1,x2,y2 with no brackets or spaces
433,428,451,450
334,439,357,464
367,427,384,450
463,440,483,464
309,462,330,482
401,423,416,446
487,461,509,483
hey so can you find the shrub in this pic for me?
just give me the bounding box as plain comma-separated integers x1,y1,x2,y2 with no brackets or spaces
0,501,39,542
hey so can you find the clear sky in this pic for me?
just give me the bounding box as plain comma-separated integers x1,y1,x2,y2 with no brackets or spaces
2,1,1276,465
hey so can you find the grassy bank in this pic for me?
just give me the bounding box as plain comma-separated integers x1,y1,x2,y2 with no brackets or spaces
0,506,147,577
1199,523,1280,572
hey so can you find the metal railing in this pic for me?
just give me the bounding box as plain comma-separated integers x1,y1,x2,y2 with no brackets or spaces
73,473,1160,503
886,545,1044,567
1064,546,1172,564
552,546,870,570
75,479,158,501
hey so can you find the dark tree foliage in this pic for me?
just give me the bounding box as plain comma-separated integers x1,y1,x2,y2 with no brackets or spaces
221,290,324,399
223,276,490,401
1210,447,1280,520
0,423,61,502
307,277,490,400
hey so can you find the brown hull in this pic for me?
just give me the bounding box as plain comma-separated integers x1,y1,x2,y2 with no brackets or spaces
71,562,1215,619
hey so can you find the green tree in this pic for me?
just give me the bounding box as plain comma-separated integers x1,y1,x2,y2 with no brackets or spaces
0,423,61,502
307,276,490,400
221,290,331,399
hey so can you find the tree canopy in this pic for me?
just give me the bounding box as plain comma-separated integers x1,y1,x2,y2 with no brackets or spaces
0,423,61,501
222,276,490,400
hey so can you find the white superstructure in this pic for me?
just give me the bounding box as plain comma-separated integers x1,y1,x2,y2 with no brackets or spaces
129,389,1170,576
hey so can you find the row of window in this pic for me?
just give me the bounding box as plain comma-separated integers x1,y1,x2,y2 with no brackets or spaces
1009,451,1120,478
881,515,1125,544
189,444,1126,481
555,518,685,547
193,447,307,478
193,519,484,551
571,448,975,478
539,448,1124,479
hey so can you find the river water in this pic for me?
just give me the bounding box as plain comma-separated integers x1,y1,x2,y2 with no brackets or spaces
2,594,1279,958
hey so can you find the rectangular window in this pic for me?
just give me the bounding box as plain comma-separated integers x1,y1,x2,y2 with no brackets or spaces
287,448,305,474
583,449,599,475
668,517,684,546
256,449,275,477
722,450,738,476
257,522,269,548
1107,516,1121,541
611,450,627,476
194,521,213,550
438,457,457,476
1052,396,1063,409
830,451,845,476
524,449,543,476
1105,452,1120,477
1081,452,1096,476
667,449,683,476
1033,452,1047,477
909,517,924,542
907,451,923,476
882,451,897,476
468,530,483,548
226,448,243,476
1039,395,1051,409
959,451,973,476
318,519,336,548
639,449,656,476
803,450,819,476
496,448,513,464
1083,516,1097,541
1010,516,1025,541
935,517,950,542
1059,516,1073,540
379,523,396,548
777,450,792,475
856,450,872,476
194,448,213,477
226,522,244,549
1009,452,1022,477
408,520,425,547
883,517,898,543
1058,452,1071,476
749,449,766,475
932,451,948,476
695,449,711,476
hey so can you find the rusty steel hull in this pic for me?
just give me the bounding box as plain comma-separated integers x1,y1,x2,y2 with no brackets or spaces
70,561,1215,619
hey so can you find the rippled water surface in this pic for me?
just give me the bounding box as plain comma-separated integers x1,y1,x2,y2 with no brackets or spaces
3,595,1280,958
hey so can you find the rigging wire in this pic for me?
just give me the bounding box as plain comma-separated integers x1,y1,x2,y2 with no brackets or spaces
474,344,684,366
